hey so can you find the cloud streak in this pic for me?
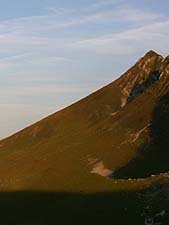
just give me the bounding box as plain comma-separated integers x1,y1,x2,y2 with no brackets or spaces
0,2,163,60
0,2,163,70
70,21,169,55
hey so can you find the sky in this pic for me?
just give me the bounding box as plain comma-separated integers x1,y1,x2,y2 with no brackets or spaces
0,0,169,139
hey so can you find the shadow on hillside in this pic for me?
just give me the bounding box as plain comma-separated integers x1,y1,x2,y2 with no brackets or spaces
0,190,144,225
114,92,169,179
126,70,161,105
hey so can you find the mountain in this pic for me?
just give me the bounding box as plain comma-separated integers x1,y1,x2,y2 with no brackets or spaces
0,50,169,225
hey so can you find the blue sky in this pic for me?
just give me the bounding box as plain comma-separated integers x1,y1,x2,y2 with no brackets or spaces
0,0,169,138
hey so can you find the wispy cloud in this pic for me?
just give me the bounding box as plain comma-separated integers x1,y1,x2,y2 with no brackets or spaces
0,2,162,35
85,0,125,11
0,2,162,66
46,6,75,16
0,53,34,62
70,21,169,55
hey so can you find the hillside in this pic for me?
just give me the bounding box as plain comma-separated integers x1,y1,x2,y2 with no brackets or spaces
0,50,169,225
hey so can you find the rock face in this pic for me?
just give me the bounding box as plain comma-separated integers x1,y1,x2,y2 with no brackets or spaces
119,51,169,107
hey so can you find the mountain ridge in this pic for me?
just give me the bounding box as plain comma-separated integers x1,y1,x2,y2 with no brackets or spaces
2,50,168,142
0,50,168,184
0,50,169,224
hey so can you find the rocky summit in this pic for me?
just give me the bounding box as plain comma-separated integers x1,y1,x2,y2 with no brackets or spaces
0,51,169,225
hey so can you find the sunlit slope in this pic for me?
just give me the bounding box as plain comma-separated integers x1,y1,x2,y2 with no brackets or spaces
0,51,168,191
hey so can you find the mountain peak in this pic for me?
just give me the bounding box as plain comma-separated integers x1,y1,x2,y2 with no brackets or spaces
163,55,169,63
120,51,164,107
145,50,161,57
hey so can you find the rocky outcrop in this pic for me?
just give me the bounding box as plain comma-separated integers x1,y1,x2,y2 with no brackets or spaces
119,51,168,107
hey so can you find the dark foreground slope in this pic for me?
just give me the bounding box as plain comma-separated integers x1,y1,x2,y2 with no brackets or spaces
0,51,169,225
0,190,146,225
0,183,168,225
